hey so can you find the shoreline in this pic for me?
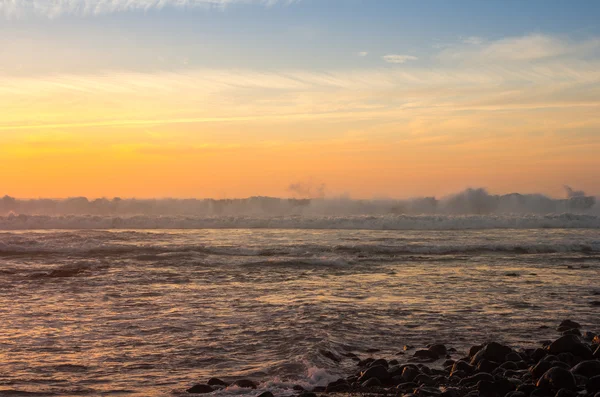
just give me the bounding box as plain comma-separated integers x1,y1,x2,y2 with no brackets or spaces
185,320,600,397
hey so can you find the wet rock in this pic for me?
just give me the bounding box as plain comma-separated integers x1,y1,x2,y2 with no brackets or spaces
506,352,522,362
460,373,495,385
257,392,274,397
558,320,581,330
311,386,325,393
414,386,443,396
366,348,380,353
452,361,475,375
397,381,419,391
531,348,548,362
359,365,390,382
299,392,317,397
477,359,499,373
361,377,382,388
415,374,436,386
415,350,440,360
233,379,258,389
357,358,374,367
405,345,415,351
450,370,467,380
444,360,456,368
319,349,340,363
429,345,448,356
554,388,577,397
477,380,497,397
207,378,229,387
471,342,513,365
440,387,462,397
588,376,600,394
570,360,600,378
187,384,214,394
501,362,518,370
292,385,305,391
369,358,388,368
536,367,576,391
517,383,537,395
390,359,400,366
594,345,600,359
547,335,593,359
505,392,526,397
403,366,422,382
561,329,581,337
531,362,562,380
470,345,484,357
583,332,597,342
325,379,350,393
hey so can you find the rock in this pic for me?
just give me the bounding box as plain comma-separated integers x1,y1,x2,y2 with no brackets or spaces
207,378,228,387
415,350,440,360
547,335,593,359
300,392,317,397
588,376,600,394
460,372,495,386
440,387,462,397
471,342,513,365
501,362,518,370
506,352,522,362
389,359,400,366
594,345,600,359
415,374,435,386
369,358,388,368
187,384,214,394
470,345,484,357
319,349,340,363
311,386,325,393
570,360,600,378
561,329,581,337
405,345,415,350
325,380,350,393
517,383,537,394
366,348,380,353
531,348,548,362
554,389,577,397
233,380,258,389
414,386,442,396
536,367,576,391
359,365,390,382
452,361,475,375
477,359,499,373
477,380,496,397
361,377,382,388
558,320,581,330
403,366,422,382
257,392,274,397
444,360,456,368
505,392,526,397
429,345,448,356
292,385,305,391
590,301,600,307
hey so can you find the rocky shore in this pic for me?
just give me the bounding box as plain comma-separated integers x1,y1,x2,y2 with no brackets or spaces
185,320,600,397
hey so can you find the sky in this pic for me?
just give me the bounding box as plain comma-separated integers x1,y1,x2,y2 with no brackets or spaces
1,0,600,199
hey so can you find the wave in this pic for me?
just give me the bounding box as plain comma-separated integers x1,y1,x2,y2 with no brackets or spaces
1,213,600,231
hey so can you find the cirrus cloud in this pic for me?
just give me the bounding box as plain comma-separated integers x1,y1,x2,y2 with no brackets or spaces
382,54,418,64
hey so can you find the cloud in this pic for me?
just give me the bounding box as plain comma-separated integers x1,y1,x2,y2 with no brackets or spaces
0,0,297,19
356,51,369,57
439,34,600,62
382,54,418,64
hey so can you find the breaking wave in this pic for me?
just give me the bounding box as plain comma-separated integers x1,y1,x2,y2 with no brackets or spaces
1,213,600,231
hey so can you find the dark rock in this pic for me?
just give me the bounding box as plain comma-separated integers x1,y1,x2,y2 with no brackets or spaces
583,332,597,342
414,386,442,396
444,360,456,368
501,362,519,370
388,364,405,377
233,380,258,389
366,348,380,353
594,345,600,359
556,353,575,366
389,359,400,366
311,386,325,393
477,380,496,397
403,366,422,382
478,359,499,373
536,367,576,391
530,389,551,397
506,353,522,362
470,345,484,357
257,392,274,397
571,360,600,378
187,384,214,394
405,345,415,350
588,376,600,394
369,358,388,368
397,382,419,391
415,374,435,386
292,385,305,391
461,373,495,385
325,380,350,393
207,378,228,387
471,343,513,365
547,335,593,359
357,358,374,367
361,377,382,388
541,355,559,363
319,349,340,363
429,345,448,356
531,348,548,362
359,365,390,382
415,350,440,360
300,392,318,397
440,387,462,397
505,392,526,397
590,301,600,307
561,329,581,337
516,383,537,395
452,361,475,375
531,362,560,379
558,320,581,330
450,370,467,380
554,389,577,397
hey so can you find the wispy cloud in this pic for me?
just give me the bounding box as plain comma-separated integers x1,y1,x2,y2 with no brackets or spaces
440,34,600,62
382,54,418,64
356,51,369,57
0,0,297,19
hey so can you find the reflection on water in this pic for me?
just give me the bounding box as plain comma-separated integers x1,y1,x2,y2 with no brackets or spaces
0,229,598,396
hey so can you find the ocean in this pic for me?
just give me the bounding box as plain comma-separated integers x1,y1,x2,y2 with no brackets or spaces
1,222,599,396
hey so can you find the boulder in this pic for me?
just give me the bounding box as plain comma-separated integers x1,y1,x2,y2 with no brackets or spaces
359,365,390,382
257,392,274,397
207,378,228,387
361,377,382,388
536,367,576,391
571,360,600,378
558,320,582,330
588,376,600,394
187,384,214,394
429,344,448,356
415,350,440,360
547,335,593,359
471,342,513,365
233,380,257,389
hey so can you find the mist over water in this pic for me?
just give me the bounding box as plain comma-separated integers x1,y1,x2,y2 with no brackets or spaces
1,188,598,230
